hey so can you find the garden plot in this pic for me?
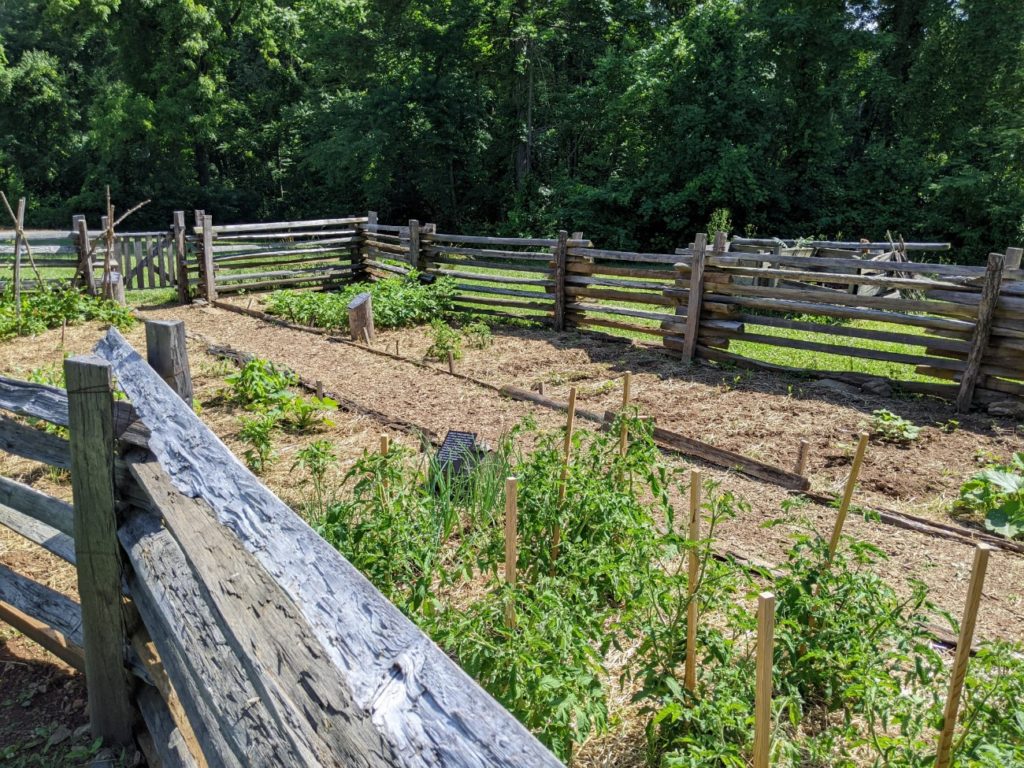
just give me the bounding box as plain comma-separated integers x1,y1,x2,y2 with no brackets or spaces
4,308,1024,766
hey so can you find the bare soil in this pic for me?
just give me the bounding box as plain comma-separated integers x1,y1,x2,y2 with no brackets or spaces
2,303,1023,766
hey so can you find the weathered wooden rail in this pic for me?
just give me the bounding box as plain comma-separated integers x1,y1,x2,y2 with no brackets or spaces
0,322,560,767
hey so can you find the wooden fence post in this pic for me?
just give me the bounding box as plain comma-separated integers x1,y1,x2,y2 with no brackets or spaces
681,233,708,360
64,354,135,745
504,476,518,629
355,210,376,280
13,197,25,309
956,252,1006,411
1005,246,1023,271
753,591,776,768
553,230,569,332
684,469,701,692
145,319,194,406
73,215,96,295
935,544,992,768
408,219,422,272
201,214,216,302
172,211,189,304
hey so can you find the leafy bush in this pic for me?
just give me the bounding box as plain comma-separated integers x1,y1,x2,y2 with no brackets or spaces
264,272,456,331
425,319,463,362
957,452,1024,538
0,284,134,341
226,357,297,409
871,409,920,444
463,320,493,349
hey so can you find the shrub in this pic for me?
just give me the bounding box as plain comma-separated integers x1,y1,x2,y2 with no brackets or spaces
957,452,1024,538
425,319,463,361
463,320,493,349
264,272,456,331
0,284,134,341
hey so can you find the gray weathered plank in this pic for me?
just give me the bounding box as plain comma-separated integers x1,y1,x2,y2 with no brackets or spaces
0,475,74,536
95,327,562,768
0,414,71,469
0,561,84,660
136,685,201,768
0,376,70,426
131,459,395,767
0,500,75,563
119,509,308,768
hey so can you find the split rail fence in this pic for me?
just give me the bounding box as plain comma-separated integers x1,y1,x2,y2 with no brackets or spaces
184,214,1024,410
0,323,558,767
6,209,1023,409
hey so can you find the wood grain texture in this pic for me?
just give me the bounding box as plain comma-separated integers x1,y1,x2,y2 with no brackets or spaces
956,253,1005,411
95,328,562,768
753,591,775,768
146,320,194,406
64,354,135,745
0,562,84,669
0,501,75,563
136,685,201,768
0,474,74,535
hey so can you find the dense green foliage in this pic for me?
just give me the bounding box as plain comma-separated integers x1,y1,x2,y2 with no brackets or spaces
1,2,1022,259
263,273,455,330
957,452,1024,539
0,284,134,340
300,415,1024,764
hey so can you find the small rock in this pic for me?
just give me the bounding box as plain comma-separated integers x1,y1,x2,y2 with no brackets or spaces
988,399,1024,418
46,724,72,747
861,380,893,397
812,378,861,395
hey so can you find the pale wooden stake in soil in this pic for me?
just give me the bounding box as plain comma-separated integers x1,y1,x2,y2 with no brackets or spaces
65,354,135,744
754,591,776,768
619,371,632,457
504,476,519,629
935,544,992,768
379,434,390,455
447,350,455,375
552,386,578,563
827,432,869,560
145,319,194,406
685,470,701,692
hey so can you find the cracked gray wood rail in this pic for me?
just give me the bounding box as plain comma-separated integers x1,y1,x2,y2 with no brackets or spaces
95,327,562,768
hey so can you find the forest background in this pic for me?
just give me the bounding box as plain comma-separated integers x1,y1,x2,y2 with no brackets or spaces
0,0,1021,261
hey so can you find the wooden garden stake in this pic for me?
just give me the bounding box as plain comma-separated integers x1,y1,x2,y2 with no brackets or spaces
379,434,390,455
935,544,992,768
395,339,400,356
363,326,372,346
447,350,455,375
753,591,776,768
552,386,578,563
504,477,519,628
619,371,632,457
684,470,701,692
315,380,324,399
795,439,810,476
145,319,194,407
826,432,869,561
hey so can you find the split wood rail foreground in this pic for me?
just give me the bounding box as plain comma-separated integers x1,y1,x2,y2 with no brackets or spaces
0,323,560,767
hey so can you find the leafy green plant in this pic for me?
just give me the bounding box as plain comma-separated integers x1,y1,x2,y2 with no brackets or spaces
239,412,280,474
226,357,297,409
280,394,336,432
956,452,1024,538
264,272,456,331
293,439,338,516
425,319,463,362
463,320,493,349
0,284,134,341
871,409,920,444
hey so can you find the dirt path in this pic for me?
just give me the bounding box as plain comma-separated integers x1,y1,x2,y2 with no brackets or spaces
140,303,1024,642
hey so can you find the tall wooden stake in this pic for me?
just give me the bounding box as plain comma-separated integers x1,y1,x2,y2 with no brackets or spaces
65,355,135,744
172,210,189,304
753,591,776,768
504,477,519,628
935,544,992,768
684,470,701,692
379,434,390,455
619,371,632,457
552,386,578,563
826,432,869,561
12,197,25,318
795,439,810,476
553,230,569,332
